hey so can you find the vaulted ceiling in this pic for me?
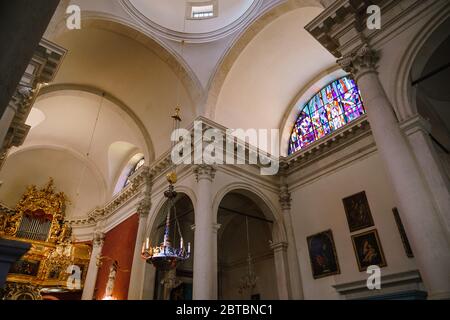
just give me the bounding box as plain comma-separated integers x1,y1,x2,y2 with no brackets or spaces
0,0,335,219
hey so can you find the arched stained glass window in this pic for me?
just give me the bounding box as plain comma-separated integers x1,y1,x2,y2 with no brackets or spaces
288,76,365,155
124,157,145,188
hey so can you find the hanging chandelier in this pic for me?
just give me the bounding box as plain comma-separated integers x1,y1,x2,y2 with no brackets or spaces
141,107,190,271
238,217,258,294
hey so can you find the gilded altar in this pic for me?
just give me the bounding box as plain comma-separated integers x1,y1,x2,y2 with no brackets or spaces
0,179,91,300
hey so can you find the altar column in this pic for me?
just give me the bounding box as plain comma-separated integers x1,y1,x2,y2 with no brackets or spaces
279,181,304,299
271,242,290,300
339,45,450,299
192,165,217,300
82,231,105,300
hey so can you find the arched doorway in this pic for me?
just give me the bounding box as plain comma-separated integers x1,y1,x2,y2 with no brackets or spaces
217,190,279,300
143,193,195,300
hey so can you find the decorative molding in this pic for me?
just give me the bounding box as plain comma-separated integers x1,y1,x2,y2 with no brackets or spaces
92,231,105,247
270,241,288,252
0,39,66,169
193,164,216,182
333,270,424,299
279,184,291,211
337,44,380,81
120,0,270,43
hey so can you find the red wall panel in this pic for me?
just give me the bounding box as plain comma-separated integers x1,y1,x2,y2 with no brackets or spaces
94,214,139,300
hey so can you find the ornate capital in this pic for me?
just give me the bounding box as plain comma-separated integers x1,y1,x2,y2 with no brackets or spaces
279,184,291,211
137,197,152,219
337,44,379,80
193,165,216,182
93,231,105,248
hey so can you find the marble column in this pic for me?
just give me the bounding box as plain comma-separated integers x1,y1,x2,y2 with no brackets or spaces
128,209,150,300
400,114,450,236
279,183,304,299
192,165,217,300
0,104,18,146
0,1,60,117
82,231,105,300
339,44,450,299
270,242,290,300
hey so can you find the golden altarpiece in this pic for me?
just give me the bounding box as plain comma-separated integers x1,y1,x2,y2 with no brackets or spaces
0,179,90,300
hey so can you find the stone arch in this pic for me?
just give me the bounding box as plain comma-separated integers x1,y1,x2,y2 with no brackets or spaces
38,84,154,162
204,0,324,119
393,6,450,122
49,14,204,113
213,182,286,243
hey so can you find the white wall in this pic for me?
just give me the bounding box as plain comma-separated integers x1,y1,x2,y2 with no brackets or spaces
290,152,419,299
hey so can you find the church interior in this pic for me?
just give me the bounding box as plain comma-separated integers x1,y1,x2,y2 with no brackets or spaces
0,0,449,301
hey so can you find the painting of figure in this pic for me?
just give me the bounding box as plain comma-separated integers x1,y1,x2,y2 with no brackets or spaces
307,230,340,279
342,191,374,232
352,229,387,272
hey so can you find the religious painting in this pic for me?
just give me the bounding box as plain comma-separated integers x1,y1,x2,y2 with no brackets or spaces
9,259,40,276
351,229,387,272
392,208,414,258
342,191,374,232
307,230,340,279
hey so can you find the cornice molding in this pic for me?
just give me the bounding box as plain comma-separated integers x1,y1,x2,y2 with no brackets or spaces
120,0,274,43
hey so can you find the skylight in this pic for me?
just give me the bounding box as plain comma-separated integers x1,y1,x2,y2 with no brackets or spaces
187,1,217,20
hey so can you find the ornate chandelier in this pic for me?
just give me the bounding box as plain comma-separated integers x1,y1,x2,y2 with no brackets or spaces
238,217,258,294
141,108,190,271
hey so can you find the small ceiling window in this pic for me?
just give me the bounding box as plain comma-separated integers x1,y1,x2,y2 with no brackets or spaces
187,1,218,20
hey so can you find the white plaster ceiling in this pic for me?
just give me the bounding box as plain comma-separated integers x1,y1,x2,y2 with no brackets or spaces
0,90,147,218
125,0,258,38
214,7,336,155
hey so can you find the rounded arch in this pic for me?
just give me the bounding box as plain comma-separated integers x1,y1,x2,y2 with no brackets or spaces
394,6,450,122
38,84,154,162
8,144,107,203
205,0,324,118
49,14,203,110
280,67,345,156
145,187,197,238
111,148,144,195
212,182,287,243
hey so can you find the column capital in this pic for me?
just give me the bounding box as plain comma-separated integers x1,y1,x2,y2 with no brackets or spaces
400,113,432,136
92,231,105,248
137,197,152,219
279,185,291,211
337,43,379,81
270,241,288,252
193,165,216,182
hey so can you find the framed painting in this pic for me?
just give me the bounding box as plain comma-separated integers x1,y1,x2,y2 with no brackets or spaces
342,191,374,232
351,229,387,272
307,229,340,279
392,207,414,258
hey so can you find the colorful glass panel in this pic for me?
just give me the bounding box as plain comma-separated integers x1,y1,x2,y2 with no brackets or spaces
288,76,365,155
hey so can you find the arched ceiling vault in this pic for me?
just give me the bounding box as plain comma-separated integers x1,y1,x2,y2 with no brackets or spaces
205,0,325,119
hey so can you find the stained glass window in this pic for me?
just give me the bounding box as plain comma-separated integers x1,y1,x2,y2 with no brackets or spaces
288,76,365,155
124,158,145,188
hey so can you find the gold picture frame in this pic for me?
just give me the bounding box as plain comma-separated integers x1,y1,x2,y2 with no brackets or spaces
351,229,387,272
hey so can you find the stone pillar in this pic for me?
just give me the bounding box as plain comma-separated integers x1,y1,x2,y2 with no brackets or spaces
82,231,105,300
192,165,217,300
279,183,304,299
0,1,60,117
400,114,450,236
128,210,150,300
0,239,30,288
0,104,17,146
270,242,290,300
339,44,450,299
